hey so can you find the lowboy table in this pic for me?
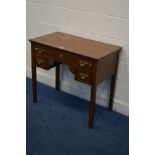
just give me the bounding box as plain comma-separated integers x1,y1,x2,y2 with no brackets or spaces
30,32,121,128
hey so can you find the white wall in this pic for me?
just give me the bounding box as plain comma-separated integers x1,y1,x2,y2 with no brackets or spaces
26,0,129,115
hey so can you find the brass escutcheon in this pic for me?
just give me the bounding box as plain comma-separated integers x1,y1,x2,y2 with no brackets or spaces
59,53,63,58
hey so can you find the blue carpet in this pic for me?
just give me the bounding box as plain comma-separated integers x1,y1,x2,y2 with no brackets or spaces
26,78,129,155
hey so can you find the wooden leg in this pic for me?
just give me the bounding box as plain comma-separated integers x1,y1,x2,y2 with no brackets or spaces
32,64,37,103
109,52,119,111
108,74,117,111
88,83,97,128
55,64,60,91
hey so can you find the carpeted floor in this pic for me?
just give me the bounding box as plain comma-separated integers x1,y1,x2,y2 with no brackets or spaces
26,78,129,155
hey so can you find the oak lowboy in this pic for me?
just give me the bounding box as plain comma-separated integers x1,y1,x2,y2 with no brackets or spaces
30,32,121,128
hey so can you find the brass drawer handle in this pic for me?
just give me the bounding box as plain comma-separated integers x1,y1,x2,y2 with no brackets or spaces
80,75,86,80
35,48,45,54
36,58,44,64
79,60,88,67
79,73,88,80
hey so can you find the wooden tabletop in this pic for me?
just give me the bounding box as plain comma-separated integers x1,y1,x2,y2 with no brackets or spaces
30,32,121,60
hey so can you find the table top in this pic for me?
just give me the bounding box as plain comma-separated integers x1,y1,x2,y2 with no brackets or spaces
30,32,121,60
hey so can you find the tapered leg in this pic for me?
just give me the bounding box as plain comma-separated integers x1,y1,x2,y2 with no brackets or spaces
32,64,37,103
31,44,37,103
55,64,60,91
109,52,119,111
108,74,117,111
88,83,97,128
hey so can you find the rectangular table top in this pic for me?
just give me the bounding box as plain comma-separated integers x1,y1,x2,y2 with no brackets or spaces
30,32,121,60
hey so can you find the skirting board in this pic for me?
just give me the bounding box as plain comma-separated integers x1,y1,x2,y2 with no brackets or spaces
26,67,129,116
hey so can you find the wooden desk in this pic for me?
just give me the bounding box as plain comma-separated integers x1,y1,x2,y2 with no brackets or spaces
30,32,121,128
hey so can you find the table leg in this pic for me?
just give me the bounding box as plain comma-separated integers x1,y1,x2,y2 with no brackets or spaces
55,64,60,91
88,83,97,128
108,74,117,111
32,64,37,103
109,52,119,111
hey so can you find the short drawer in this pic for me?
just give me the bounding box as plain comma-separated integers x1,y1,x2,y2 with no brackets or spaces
34,45,51,56
75,59,92,71
75,71,92,84
35,56,54,70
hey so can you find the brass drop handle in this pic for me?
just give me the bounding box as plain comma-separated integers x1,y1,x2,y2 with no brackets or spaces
80,75,86,80
36,58,44,64
79,73,88,80
35,48,45,54
79,60,88,67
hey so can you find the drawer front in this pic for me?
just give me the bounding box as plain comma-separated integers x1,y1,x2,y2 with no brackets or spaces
76,59,92,71
33,43,94,71
34,44,53,56
35,56,54,70
75,70,92,84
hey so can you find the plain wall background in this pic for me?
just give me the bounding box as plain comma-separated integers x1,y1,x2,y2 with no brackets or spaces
26,0,129,115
